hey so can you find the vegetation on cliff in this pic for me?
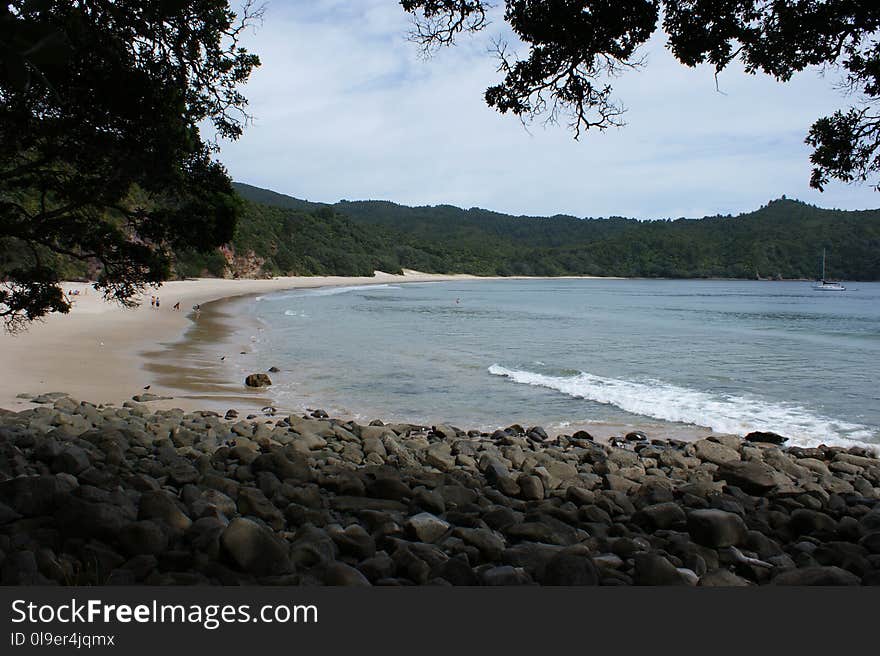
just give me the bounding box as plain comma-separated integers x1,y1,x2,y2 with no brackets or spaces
219,184,880,281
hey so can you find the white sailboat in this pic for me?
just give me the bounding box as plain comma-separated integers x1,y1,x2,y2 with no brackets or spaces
813,249,846,291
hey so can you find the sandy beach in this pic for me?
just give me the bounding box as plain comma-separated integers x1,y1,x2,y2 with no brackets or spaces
0,271,491,413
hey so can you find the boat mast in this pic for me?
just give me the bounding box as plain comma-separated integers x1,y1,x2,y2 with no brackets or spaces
822,248,826,280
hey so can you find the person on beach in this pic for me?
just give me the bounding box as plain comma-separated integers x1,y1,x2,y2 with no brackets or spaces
151,295,155,308
192,304,201,318
156,297,160,309
173,301,180,311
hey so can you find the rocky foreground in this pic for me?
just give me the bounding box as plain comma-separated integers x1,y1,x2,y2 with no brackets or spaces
1,394,879,586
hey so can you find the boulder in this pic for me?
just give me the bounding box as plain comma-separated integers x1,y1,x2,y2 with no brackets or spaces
220,518,291,576
55,497,128,541
789,509,838,537
698,569,751,586
693,439,740,465
425,443,455,472
480,565,533,586
745,431,788,445
406,512,451,543
323,562,371,586
138,490,192,535
687,509,748,548
633,502,687,530
117,520,168,556
51,446,92,475
453,527,505,562
244,374,272,388
633,553,693,586
717,460,782,494
772,566,860,586
541,547,599,586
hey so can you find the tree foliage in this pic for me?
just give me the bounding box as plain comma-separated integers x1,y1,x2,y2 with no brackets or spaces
233,184,880,281
401,0,880,189
0,0,260,330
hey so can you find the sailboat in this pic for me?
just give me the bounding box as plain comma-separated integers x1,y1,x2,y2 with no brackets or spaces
813,249,846,291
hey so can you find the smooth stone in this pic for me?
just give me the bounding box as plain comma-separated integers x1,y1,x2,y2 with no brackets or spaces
687,509,748,548
220,518,291,576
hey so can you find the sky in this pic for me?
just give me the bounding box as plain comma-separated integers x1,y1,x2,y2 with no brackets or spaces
215,0,880,220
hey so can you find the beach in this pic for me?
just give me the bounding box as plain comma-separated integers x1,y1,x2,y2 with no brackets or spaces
1,274,879,587
0,271,490,414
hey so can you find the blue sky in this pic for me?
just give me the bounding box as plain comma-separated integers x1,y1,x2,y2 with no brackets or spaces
217,1,880,219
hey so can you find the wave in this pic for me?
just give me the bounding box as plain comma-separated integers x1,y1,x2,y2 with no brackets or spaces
488,365,877,448
306,284,397,297
260,284,396,302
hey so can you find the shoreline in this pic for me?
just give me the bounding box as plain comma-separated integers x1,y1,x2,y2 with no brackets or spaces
3,273,870,447
0,271,615,417
0,271,453,413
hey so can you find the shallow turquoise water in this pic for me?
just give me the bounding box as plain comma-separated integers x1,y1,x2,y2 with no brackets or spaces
228,279,880,447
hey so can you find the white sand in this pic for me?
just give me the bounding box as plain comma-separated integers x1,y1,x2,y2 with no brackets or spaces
0,271,496,411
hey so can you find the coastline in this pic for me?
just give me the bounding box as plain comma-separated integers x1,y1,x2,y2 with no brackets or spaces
0,271,482,413
0,270,619,418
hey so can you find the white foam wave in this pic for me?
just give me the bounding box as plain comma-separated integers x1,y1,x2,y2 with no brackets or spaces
488,365,877,448
306,284,393,297
262,284,394,302
283,309,308,318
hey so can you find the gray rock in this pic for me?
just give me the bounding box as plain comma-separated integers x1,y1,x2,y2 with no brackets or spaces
55,497,127,541
358,553,396,582
693,439,740,465
687,509,748,548
859,532,880,554
138,490,192,535
789,509,838,537
772,566,860,586
634,502,687,530
117,520,168,556
406,512,451,543
698,569,751,586
289,525,337,568
190,489,237,518
220,517,291,576
517,474,544,500
717,460,782,494
328,524,376,560
0,501,22,525
745,431,788,445
634,553,693,585
51,446,92,475
244,373,272,388
453,527,505,561
541,547,599,586
324,562,371,586
425,442,455,471
3,475,66,516
237,487,284,530
480,565,533,586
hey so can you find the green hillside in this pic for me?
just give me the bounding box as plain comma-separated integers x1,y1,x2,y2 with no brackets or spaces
9,184,877,282
228,184,880,280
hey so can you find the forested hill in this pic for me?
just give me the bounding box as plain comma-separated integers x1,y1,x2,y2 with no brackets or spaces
229,183,880,280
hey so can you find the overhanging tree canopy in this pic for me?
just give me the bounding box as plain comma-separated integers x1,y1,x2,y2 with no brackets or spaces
0,0,260,330
401,0,880,191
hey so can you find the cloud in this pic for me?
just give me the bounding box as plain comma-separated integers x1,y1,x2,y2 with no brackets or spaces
217,1,879,219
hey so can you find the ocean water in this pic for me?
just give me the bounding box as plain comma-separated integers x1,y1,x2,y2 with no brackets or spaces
224,279,880,448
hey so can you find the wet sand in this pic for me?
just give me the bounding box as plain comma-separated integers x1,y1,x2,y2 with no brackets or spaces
0,271,487,413
1,270,716,442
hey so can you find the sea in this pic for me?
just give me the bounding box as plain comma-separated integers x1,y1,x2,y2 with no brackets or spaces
219,279,880,449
